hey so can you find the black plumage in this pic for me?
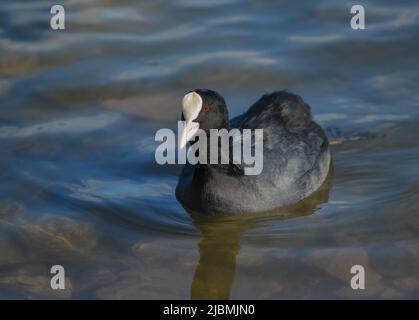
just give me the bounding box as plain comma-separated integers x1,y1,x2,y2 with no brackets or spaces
176,89,331,214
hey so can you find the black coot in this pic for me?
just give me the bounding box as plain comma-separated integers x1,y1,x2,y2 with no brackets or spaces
176,89,331,214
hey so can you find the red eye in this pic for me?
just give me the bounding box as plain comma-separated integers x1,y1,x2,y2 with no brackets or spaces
203,106,210,112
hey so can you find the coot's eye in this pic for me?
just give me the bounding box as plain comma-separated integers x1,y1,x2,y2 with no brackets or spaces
203,106,210,112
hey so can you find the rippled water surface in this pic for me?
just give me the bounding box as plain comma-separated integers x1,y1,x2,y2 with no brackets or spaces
1,0,419,299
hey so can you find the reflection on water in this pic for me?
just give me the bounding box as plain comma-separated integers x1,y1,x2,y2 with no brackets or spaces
190,170,332,299
1,0,419,299
191,220,242,300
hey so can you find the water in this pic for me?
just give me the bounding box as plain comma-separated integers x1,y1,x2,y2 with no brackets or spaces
1,0,419,299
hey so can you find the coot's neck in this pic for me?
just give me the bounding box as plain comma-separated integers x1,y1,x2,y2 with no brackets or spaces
191,123,244,186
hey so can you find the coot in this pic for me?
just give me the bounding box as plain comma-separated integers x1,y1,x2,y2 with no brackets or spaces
176,89,331,214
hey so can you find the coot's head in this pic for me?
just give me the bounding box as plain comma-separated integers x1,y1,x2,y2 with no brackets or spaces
179,89,229,149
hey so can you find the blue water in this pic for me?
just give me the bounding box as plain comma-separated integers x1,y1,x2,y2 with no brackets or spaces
0,0,419,299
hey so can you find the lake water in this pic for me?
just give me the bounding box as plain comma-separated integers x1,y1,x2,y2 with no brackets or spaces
0,0,419,299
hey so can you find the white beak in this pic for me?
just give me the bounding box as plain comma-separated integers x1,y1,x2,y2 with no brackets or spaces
178,92,202,149
179,120,200,149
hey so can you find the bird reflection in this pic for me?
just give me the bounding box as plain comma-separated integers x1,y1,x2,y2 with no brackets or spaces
183,167,333,300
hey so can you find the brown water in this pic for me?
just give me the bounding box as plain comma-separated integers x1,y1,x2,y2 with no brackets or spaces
0,0,419,299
